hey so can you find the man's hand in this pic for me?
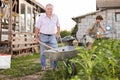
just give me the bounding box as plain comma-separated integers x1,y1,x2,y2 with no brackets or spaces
100,26,106,33
35,38,39,44
57,26,60,39
88,29,93,34
35,27,39,44
57,33,61,39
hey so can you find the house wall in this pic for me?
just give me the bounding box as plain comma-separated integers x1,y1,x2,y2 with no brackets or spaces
97,0,120,8
76,9,120,42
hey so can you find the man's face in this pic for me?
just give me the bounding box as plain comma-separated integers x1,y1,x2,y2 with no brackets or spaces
45,5,53,16
96,19,102,23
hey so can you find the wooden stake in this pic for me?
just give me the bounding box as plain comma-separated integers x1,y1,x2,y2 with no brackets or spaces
8,0,12,55
0,8,2,42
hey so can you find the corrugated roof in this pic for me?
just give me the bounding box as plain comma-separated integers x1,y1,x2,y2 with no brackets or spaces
97,0,120,8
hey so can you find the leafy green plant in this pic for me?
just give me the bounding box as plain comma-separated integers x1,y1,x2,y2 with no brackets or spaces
71,39,120,80
41,62,70,80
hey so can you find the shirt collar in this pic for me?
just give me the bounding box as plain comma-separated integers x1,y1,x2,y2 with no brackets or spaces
44,13,53,19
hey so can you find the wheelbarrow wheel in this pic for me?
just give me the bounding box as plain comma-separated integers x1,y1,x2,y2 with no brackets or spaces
66,61,77,76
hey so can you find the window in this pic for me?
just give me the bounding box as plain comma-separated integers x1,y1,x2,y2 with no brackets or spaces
115,12,120,22
20,3,33,32
26,6,32,32
20,3,26,32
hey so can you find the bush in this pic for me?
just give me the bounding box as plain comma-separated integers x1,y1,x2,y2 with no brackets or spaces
71,39,120,80
60,30,71,38
71,24,78,38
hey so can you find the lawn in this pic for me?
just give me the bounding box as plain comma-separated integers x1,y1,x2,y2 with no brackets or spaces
0,53,41,79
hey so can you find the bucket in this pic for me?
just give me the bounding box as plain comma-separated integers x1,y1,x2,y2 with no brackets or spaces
0,54,11,69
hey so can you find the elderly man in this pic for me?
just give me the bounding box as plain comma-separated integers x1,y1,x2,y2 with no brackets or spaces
35,4,60,71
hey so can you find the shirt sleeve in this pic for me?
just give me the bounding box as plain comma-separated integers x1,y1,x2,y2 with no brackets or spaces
99,23,102,28
89,23,95,29
35,16,41,29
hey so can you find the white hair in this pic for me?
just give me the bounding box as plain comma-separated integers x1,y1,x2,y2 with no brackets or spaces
46,4,53,8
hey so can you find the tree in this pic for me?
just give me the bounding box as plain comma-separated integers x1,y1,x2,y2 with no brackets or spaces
60,30,71,38
71,24,78,38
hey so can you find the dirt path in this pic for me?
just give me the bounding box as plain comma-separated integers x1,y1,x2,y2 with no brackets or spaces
10,71,46,80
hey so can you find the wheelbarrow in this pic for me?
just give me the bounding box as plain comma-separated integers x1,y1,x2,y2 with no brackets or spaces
39,36,78,76
44,46,78,61
44,46,78,76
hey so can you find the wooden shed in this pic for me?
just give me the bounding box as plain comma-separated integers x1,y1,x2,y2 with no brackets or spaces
72,0,120,43
0,0,45,55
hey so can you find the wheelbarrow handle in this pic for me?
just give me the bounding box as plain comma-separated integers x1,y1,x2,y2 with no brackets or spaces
39,41,53,49
39,41,58,52
60,37,64,46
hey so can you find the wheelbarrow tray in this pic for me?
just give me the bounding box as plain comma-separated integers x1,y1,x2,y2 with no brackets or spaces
44,46,78,61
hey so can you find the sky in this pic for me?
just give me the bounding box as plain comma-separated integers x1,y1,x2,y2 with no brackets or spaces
36,0,96,31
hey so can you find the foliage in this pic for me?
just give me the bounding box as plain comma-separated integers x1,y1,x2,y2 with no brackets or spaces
60,30,71,38
41,39,120,80
3,39,120,80
71,24,78,38
41,62,70,80
71,39,120,80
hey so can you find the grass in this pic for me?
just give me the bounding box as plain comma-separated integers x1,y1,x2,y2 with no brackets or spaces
0,43,74,79
0,53,41,78
41,69,69,80
41,62,71,80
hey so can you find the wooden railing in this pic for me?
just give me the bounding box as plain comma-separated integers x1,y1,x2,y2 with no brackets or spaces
0,31,39,54
12,32,38,52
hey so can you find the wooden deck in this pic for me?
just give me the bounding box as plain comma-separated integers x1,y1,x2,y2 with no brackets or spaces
0,0,45,55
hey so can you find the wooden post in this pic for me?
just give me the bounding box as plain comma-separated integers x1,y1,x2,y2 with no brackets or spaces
8,0,13,54
0,8,2,42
